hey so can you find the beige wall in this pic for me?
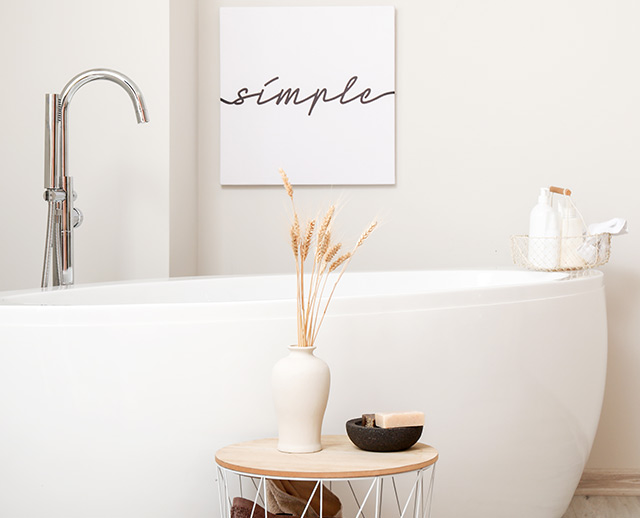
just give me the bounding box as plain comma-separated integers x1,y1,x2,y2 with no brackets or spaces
0,0,171,289
198,0,640,469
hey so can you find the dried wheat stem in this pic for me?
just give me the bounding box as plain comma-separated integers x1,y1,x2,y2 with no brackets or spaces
311,205,334,268
311,208,334,282
307,229,335,339
279,168,305,345
356,221,378,248
297,221,315,334
312,222,378,344
315,230,331,262
301,220,315,262
311,259,351,344
317,206,335,240
291,246,302,346
290,224,299,258
306,209,333,339
312,246,343,340
279,168,294,200
321,243,342,273
329,252,352,272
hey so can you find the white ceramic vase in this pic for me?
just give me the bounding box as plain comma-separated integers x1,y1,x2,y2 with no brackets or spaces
272,346,331,453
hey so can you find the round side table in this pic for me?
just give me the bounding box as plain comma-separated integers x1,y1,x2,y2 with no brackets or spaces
215,435,438,518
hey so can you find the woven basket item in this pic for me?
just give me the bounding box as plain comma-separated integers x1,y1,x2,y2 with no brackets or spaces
510,233,611,272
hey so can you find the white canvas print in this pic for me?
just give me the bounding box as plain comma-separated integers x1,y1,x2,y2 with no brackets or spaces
219,6,396,185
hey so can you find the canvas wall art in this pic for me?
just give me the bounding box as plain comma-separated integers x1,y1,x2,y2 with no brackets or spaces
220,6,396,185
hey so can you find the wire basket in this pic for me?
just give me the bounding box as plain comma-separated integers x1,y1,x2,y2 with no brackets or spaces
510,233,611,272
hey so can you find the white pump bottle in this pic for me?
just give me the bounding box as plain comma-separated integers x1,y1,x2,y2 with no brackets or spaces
528,188,560,269
558,197,585,268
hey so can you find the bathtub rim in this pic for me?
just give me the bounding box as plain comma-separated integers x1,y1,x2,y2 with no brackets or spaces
0,268,603,302
0,269,605,327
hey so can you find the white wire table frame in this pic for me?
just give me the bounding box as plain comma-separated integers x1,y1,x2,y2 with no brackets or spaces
215,435,438,518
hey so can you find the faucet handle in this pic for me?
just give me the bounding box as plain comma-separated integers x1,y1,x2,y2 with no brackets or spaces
43,189,65,202
72,207,83,228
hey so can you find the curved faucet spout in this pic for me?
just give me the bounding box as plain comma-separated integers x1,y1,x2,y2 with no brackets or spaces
60,68,149,123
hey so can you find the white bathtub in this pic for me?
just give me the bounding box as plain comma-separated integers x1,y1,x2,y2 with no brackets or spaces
0,270,607,518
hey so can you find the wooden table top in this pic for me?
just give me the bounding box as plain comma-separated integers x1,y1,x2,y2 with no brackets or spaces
215,435,438,479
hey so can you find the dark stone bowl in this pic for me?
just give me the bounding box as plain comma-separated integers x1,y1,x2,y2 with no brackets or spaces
345,418,423,452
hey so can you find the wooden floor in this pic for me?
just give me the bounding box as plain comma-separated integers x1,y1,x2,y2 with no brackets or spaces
562,496,640,517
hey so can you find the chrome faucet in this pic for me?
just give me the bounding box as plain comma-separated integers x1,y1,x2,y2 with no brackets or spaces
41,69,149,288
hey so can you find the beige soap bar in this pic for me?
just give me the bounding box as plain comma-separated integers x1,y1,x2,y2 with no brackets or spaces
374,411,424,428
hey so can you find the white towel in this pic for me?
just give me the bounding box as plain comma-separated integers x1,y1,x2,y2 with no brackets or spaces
578,218,627,263
587,218,628,236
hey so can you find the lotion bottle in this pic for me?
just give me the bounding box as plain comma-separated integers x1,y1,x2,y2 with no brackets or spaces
558,197,585,268
528,188,560,269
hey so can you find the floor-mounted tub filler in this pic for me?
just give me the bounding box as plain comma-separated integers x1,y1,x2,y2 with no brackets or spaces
41,69,149,288
0,270,606,518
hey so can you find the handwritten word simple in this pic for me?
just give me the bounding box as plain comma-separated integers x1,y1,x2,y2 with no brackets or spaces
221,76,395,116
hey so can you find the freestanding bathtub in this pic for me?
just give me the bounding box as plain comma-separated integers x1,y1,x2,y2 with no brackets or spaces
0,270,606,518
